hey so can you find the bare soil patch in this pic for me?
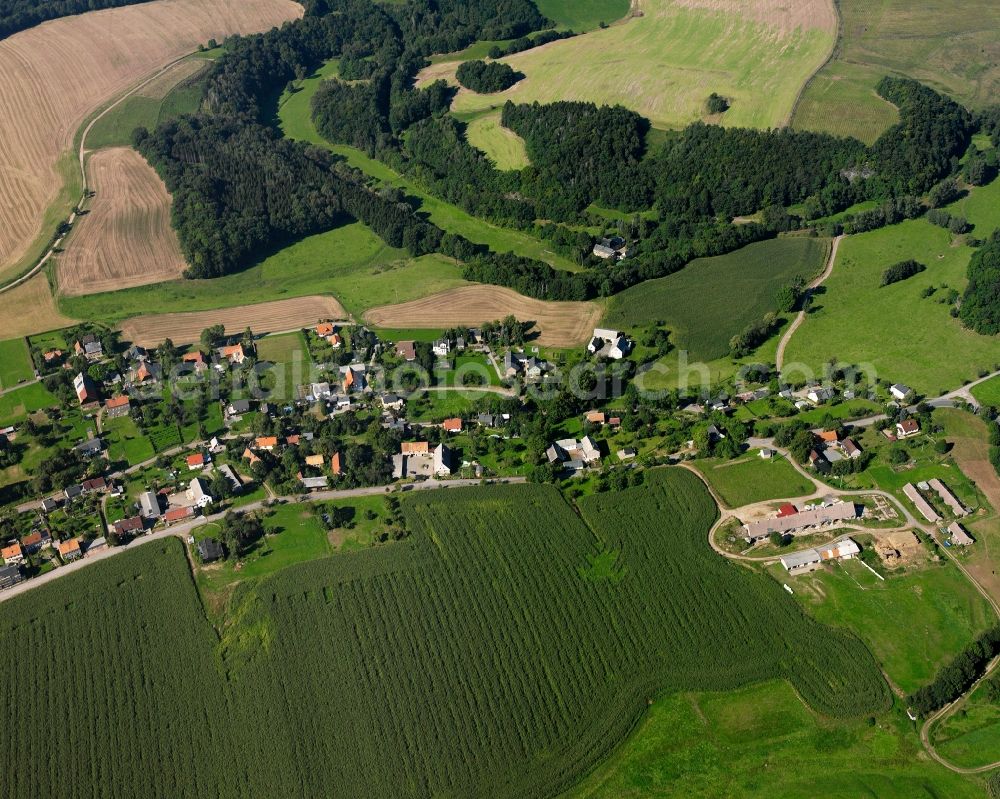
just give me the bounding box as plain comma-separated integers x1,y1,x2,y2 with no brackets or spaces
364,284,603,348
0,273,76,339
59,148,185,296
0,0,302,280
118,295,347,347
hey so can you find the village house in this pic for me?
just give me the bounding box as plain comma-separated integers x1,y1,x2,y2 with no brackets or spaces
58,538,83,562
216,344,246,366
842,438,863,459
587,328,632,360
85,537,108,557
198,538,224,563
20,531,48,554
305,453,325,468
586,411,607,425
186,478,213,508
806,386,834,405
896,419,920,438
81,477,108,494
74,372,98,405
104,395,131,419
308,382,332,401
113,516,144,537
315,322,336,338
442,418,463,433
75,437,105,459
617,447,637,460
380,394,405,411
74,334,103,361
182,351,208,373
226,399,251,418
124,344,147,362
138,491,162,519
255,436,279,452
592,235,628,261
890,383,912,402
342,364,366,393
127,360,161,386
396,341,417,361
243,448,261,466
433,338,451,358
186,452,208,471
327,333,342,348
2,541,24,566
42,349,63,364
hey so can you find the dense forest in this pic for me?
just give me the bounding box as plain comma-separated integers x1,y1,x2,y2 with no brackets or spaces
455,60,522,93
0,0,152,39
136,0,990,308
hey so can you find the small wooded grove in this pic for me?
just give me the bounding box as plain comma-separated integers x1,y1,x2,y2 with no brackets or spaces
959,232,1000,334
131,0,1000,322
455,60,522,93
881,259,926,286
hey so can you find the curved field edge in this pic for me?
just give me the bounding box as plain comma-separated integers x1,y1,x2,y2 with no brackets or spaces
0,472,890,798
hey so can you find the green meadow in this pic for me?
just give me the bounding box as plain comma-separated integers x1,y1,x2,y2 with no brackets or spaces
450,4,836,130
793,0,1000,142
783,179,1000,395
932,676,1000,769
606,237,829,361
783,557,995,696
569,679,983,799
0,337,33,390
692,450,814,508
464,111,530,170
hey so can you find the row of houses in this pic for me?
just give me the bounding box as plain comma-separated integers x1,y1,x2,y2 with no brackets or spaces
902,479,967,524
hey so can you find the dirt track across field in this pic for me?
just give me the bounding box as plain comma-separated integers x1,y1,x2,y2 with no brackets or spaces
0,0,301,282
58,148,186,296
118,296,348,347
364,284,603,348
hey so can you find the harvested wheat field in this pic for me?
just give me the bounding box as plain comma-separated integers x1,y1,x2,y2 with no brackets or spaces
0,274,77,339
59,148,185,296
364,285,603,348
119,296,348,347
420,0,837,130
0,0,302,283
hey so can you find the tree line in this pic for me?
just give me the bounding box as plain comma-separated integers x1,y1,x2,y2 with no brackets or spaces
907,625,1000,717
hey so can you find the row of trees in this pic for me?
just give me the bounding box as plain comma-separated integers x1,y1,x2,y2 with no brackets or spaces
907,626,1000,716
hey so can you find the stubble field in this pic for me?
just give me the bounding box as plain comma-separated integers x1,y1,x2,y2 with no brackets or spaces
118,295,347,347
419,0,837,131
0,273,76,339
0,0,302,284
364,284,604,347
58,148,186,296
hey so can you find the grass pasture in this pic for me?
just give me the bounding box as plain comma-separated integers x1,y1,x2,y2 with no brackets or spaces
464,112,530,170
784,557,995,696
693,450,814,508
0,337,33,389
569,679,983,799
932,676,1000,770
0,382,58,427
0,472,892,798
436,0,837,130
783,180,1000,395
605,237,829,361
792,0,1000,142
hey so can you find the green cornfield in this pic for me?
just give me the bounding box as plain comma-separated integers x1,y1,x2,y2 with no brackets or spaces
0,470,890,798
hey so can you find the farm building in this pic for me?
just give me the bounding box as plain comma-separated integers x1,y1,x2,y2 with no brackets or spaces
164,507,194,524
902,483,939,523
781,537,860,574
890,384,912,401
74,372,98,404
300,476,329,490
587,328,632,360
186,479,213,508
547,436,601,469
947,522,974,546
742,501,858,542
218,464,242,493
138,491,162,519
928,479,967,516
